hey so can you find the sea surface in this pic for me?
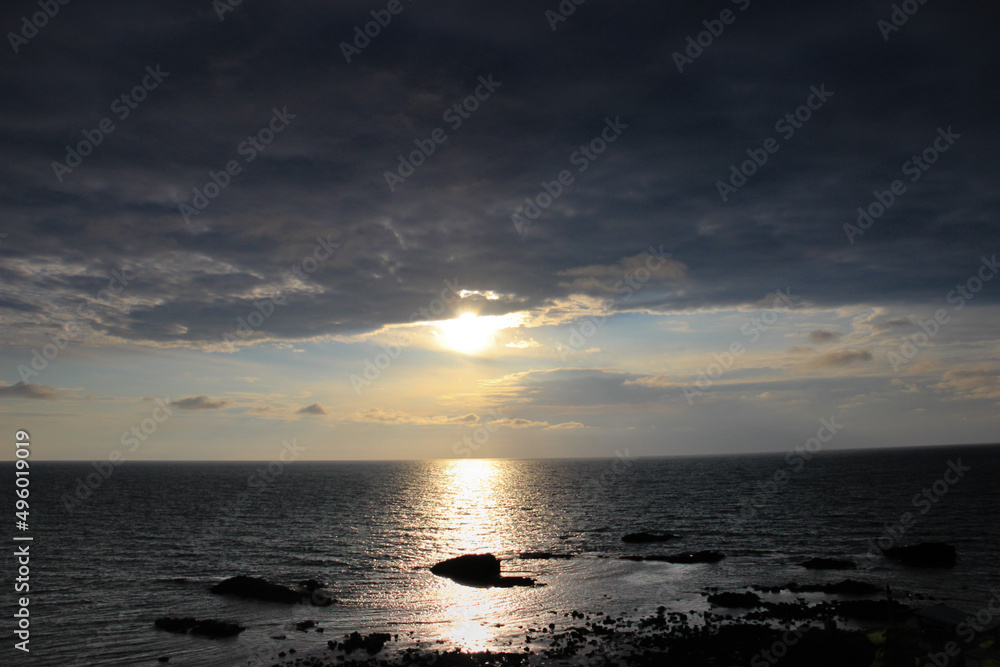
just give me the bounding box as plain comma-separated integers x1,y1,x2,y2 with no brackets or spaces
3,444,999,666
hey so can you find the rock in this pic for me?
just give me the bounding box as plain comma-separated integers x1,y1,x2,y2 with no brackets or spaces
295,620,316,632
801,557,856,570
336,631,392,655
628,551,725,564
297,579,324,591
883,542,956,568
210,575,305,603
154,617,245,639
492,576,536,587
432,554,500,581
833,599,912,621
754,580,881,596
158,658,170,663
707,592,761,608
520,552,574,560
622,532,680,544
431,554,536,587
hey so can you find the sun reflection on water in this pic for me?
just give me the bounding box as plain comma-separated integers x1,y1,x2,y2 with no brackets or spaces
432,459,514,651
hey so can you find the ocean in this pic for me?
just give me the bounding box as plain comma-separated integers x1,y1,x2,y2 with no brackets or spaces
4,444,999,666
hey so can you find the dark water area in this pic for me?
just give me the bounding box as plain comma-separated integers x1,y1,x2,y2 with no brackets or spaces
2,444,998,665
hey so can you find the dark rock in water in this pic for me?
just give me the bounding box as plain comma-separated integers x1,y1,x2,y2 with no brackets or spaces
622,532,680,544
336,631,392,655
708,591,761,608
157,658,169,663
636,551,725,564
211,575,305,603
431,554,536,587
883,542,956,568
801,557,856,570
154,617,245,639
295,620,316,632
431,554,501,581
520,552,574,560
754,579,881,596
297,579,324,591
833,599,912,621
492,576,536,588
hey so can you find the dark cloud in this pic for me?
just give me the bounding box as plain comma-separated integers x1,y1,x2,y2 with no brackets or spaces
296,402,327,416
808,330,842,344
876,318,913,330
0,382,68,400
170,395,231,410
803,350,874,368
0,0,997,349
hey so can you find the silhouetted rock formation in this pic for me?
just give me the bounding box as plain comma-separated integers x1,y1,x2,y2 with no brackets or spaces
519,552,574,560
707,591,761,608
211,575,306,603
154,617,245,638
331,631,392,655
622,532,680,544
752,580,881,596
621,551,725,564
801,557,856,570
431,554,536,587
883,542,956,568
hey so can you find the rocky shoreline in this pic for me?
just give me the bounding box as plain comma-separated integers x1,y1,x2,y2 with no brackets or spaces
147,541,984,666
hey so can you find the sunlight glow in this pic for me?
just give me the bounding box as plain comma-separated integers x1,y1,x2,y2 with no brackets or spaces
436,312,507,354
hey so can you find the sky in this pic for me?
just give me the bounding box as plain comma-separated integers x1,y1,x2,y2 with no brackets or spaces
0,0,998,461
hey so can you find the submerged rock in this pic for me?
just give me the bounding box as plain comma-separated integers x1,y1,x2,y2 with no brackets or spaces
154,617,245,638
211,575,336,605
707,592,761,608
519,552,574,560
801,557,856,570
883,542,956,568
431,554,535,587
753,580,881,596
211,575,305,603
624,551,724,564
335,631,392,655
622,532,680,544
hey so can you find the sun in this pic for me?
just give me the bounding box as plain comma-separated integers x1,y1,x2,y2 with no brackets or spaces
437,313,505,354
